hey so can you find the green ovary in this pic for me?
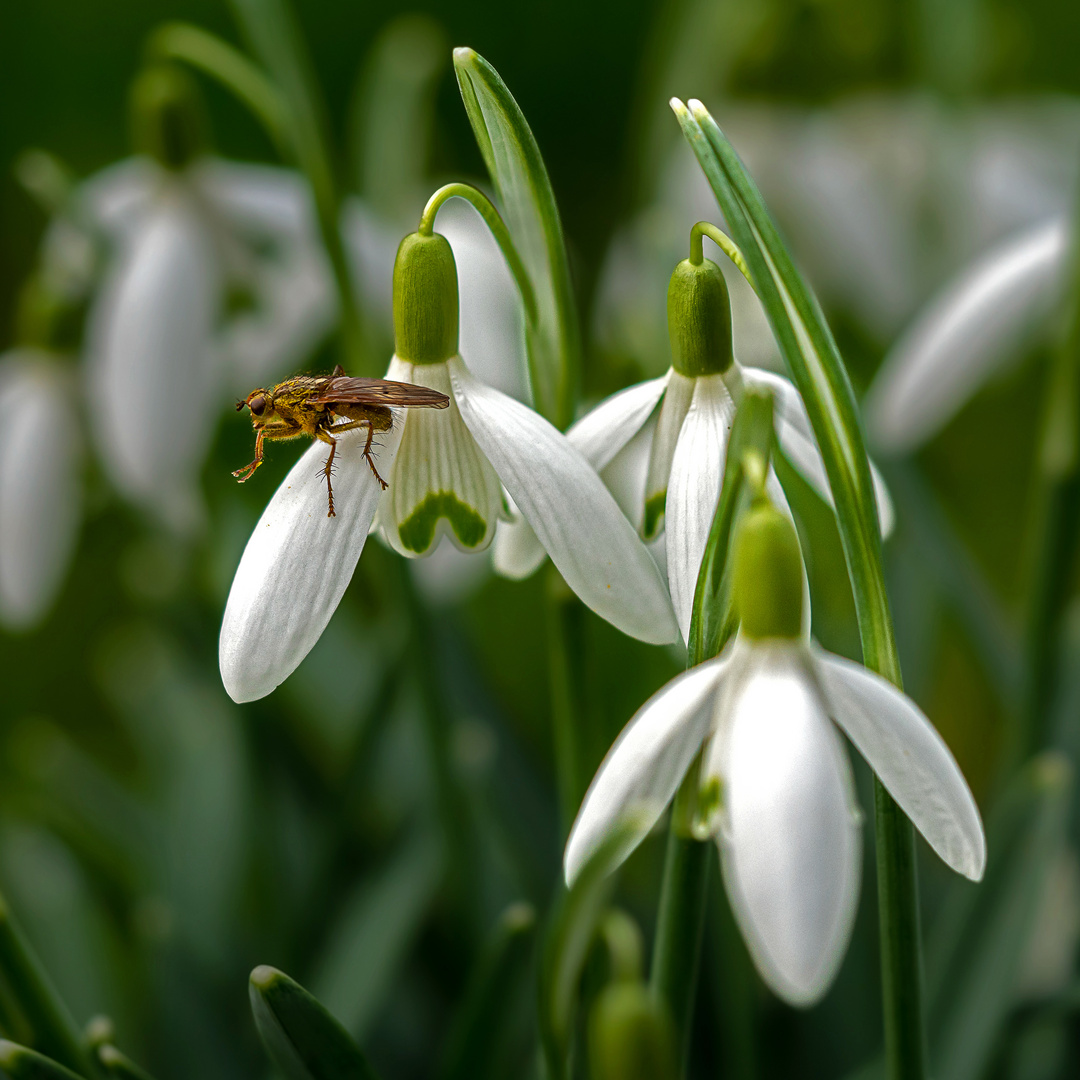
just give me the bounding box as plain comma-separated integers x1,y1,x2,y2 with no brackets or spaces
643,491,666,540
397,491,488,553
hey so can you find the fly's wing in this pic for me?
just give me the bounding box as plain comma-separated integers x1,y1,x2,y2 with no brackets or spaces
311,377,450,409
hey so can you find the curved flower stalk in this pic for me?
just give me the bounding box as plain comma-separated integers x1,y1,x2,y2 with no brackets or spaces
221,214,678,703
865,217,1069,454
77,68,333,528
498,238,893,642
565,500,985,1005
0,352,82,630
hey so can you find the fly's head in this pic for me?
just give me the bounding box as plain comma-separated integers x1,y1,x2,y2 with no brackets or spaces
237,389,275,428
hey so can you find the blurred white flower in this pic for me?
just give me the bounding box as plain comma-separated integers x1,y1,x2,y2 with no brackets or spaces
75,157,334,529
0,352,82,630
865,217,1069,454
565,631,985,1005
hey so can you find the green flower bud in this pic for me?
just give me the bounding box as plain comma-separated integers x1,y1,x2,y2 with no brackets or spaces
667,257,733,378
392,231,459,365
130,66,206,170
589,982,677,1080
733,501,804,639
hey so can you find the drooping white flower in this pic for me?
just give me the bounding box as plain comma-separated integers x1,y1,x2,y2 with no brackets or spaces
220,228,678,703
497,255,893,642
865,217,1069,454
0,352,82,630
565,502,985,1006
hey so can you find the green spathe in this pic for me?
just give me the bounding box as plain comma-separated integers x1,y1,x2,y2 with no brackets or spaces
393,231,459,365
667,258,733,378
130,65,206,170
733,502,803,639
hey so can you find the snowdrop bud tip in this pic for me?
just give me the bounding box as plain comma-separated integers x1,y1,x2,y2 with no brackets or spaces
667,258,733,378
393,231,460,365
734,502,804,639
129,65,205,170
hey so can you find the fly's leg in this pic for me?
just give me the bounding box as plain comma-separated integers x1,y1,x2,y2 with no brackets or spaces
232,430,265,482
315,430,338,517
324,419,389,491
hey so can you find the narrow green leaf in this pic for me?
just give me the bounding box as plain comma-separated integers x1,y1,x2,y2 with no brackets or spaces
0,1041,85,1080
686,385,775,666
539,819,642,1079
927,753,1072,1080
438,903,537,1080
453,48,581,428
249,967,380,1080
0,897,99,1079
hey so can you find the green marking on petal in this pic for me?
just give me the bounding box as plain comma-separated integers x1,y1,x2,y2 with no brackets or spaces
397,491,489,552
643,491,666,540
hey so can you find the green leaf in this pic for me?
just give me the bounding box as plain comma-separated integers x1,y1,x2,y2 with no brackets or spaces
538,819,642,1080
437,902,537,1080
453,48,581,428
927,753,1072,1080
309,828,443,1037
249,967,380,1080
686,385,775,666
0,1041,85,1080
0,897,99,1079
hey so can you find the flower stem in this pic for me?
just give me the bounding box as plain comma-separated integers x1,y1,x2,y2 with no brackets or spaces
688,221,754,290
547,568,585,836
419,182,539,327
649,824,710,1075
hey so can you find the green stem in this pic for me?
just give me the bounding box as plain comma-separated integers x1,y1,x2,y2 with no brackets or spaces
689,221,754,290
649,825,710,1075
547,569,585,836
874,783,928,1079
419,183,539,326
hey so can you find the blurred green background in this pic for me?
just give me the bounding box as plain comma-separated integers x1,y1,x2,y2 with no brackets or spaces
3,1,1080,1078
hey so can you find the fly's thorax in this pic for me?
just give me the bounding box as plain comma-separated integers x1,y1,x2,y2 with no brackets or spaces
667,258,733,379
733,501,804,640
130,64,207,171
393,232,459,366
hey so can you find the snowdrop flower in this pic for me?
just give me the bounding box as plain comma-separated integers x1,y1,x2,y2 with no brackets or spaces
498,252,893,642
566,499,986,1005
0,351,82,630
80,66,333,529
865,217,1070,454
220,225,678,703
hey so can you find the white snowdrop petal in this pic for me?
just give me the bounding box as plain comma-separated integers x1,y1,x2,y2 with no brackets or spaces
865,217,1068,454
643,370,696,539
718,644,861,1006
219,422,403,703
379,359,503,557
565,657,732,884
813,646,986,880
492,379,665,581
665,375,735,643
0,357,81,629
448,357,679,645
568,374,670,472
86,187,221,529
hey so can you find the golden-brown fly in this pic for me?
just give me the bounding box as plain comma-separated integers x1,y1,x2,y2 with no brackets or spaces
233,365,449,517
